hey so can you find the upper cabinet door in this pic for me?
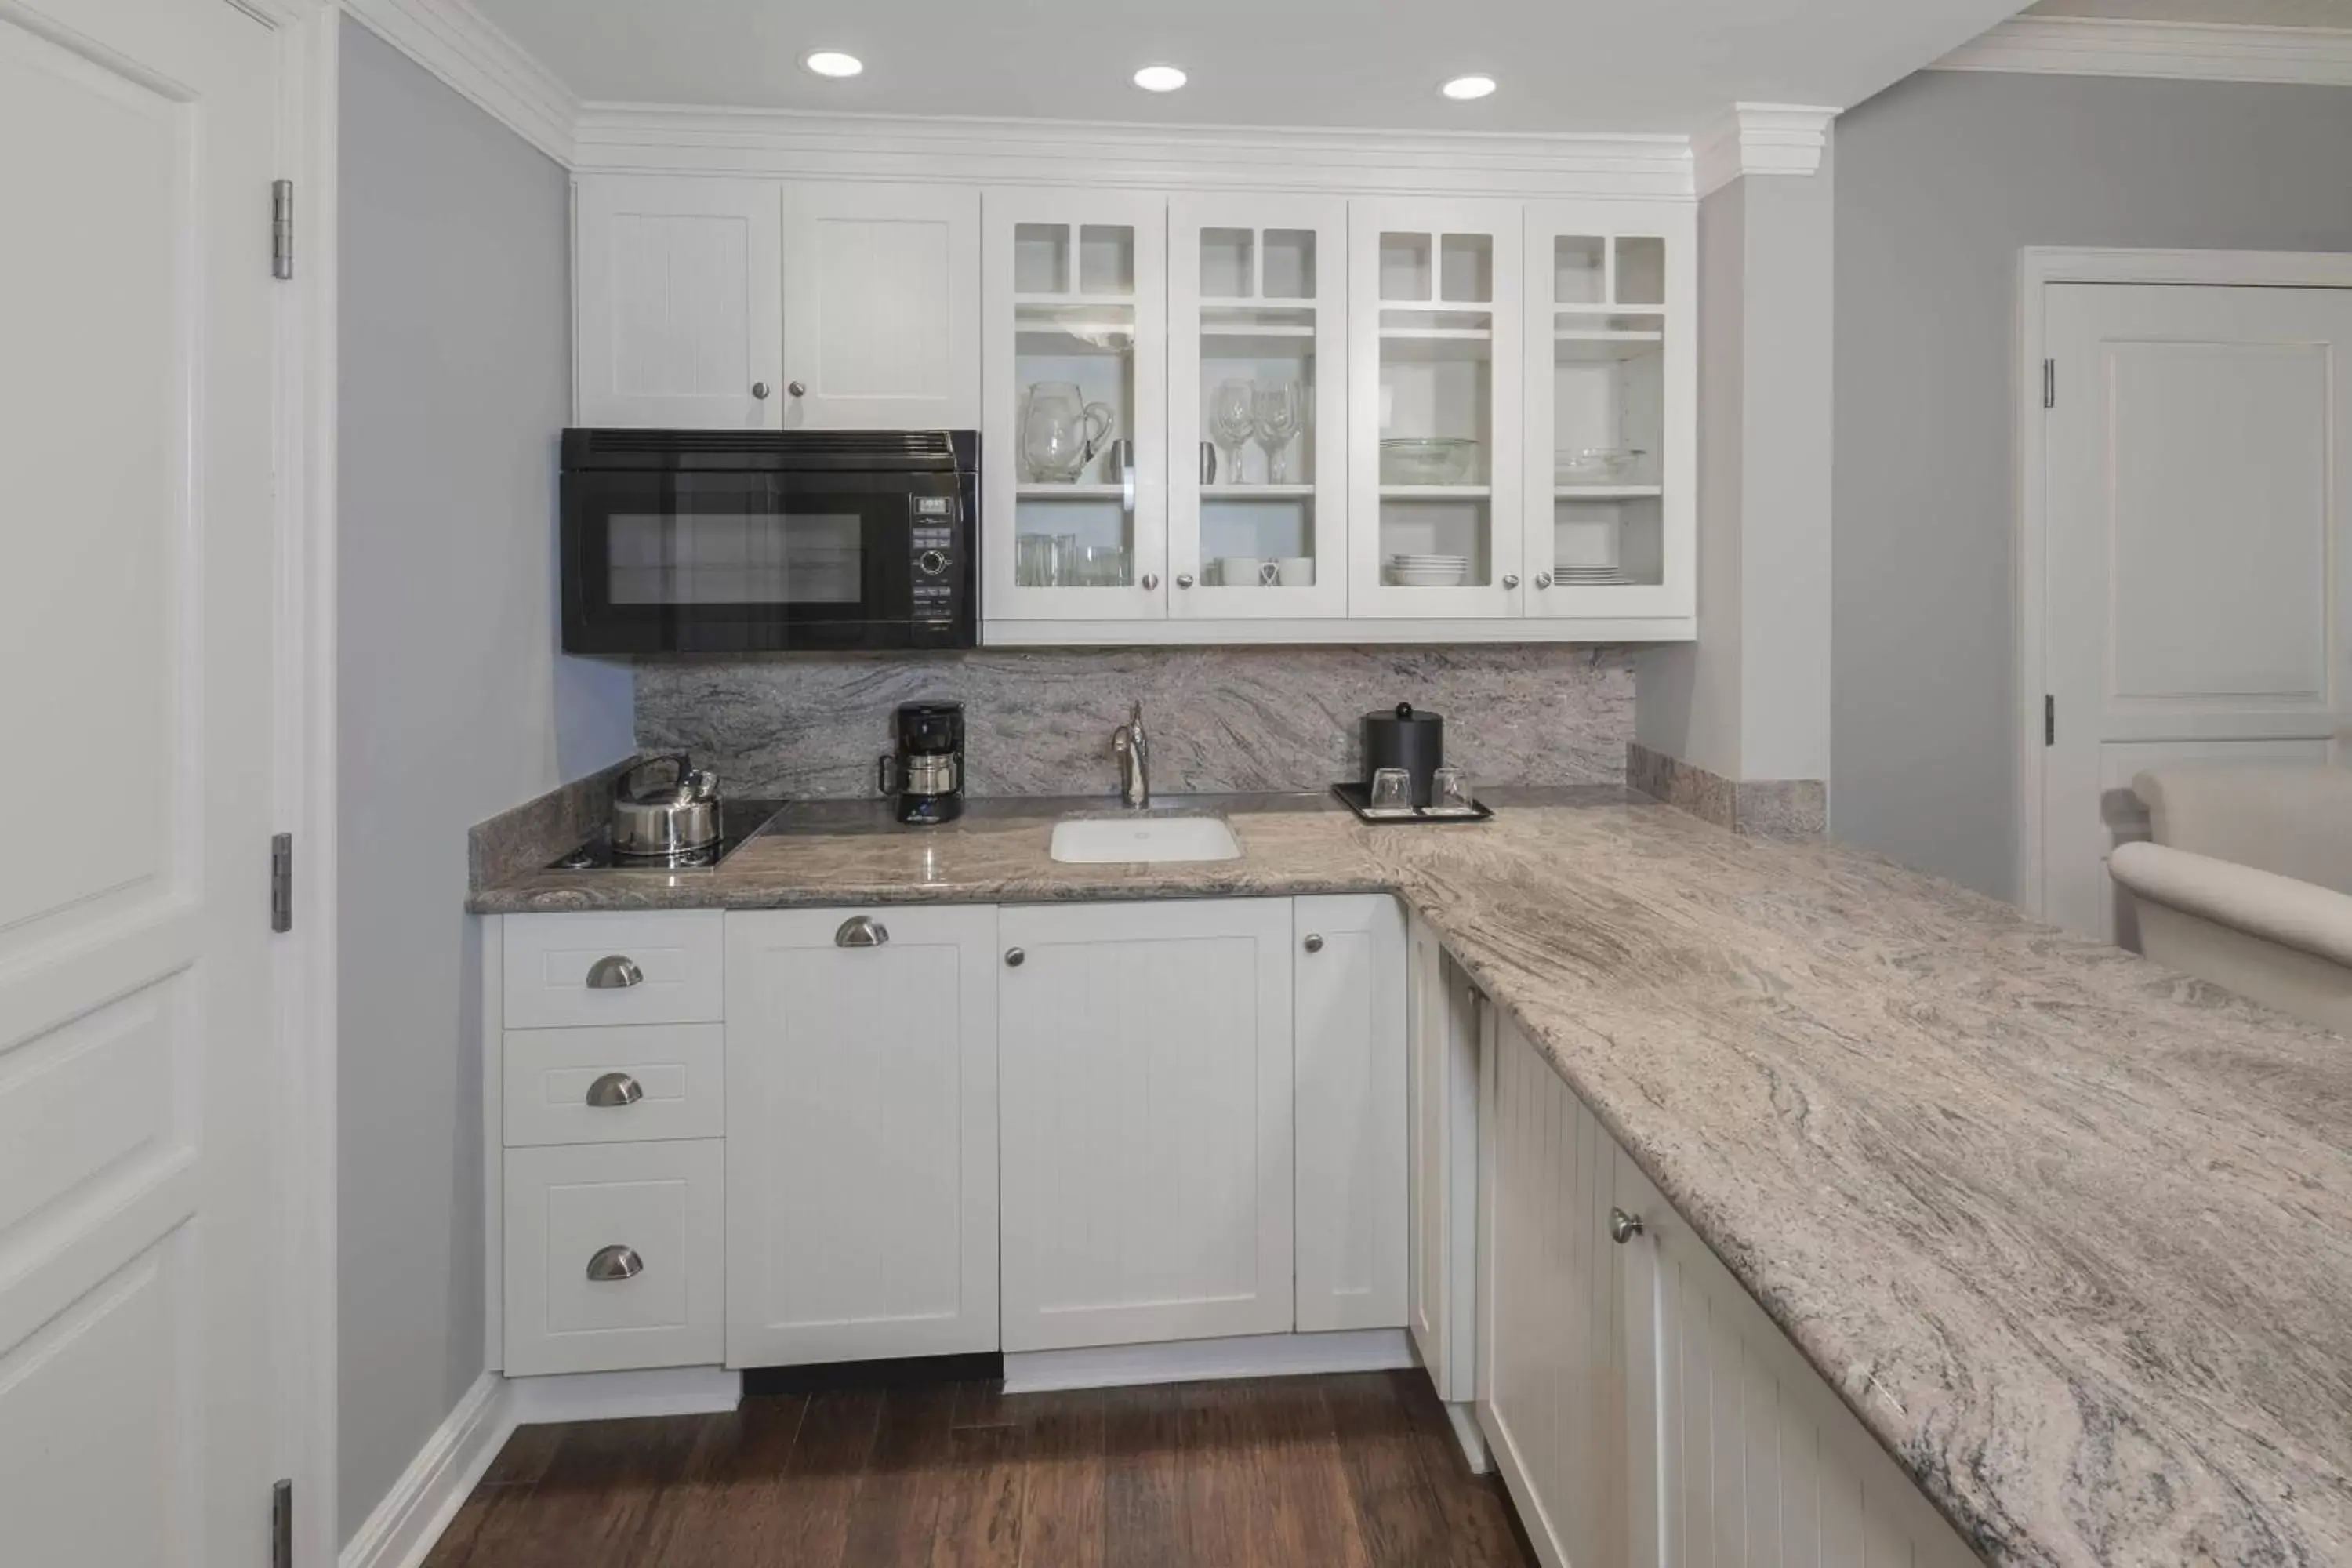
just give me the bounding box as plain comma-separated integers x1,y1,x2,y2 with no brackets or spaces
1521,202,1695,622
779,182,981,430
574,176,782,430
982,191,1170,625
1348,200,1525,620
1167,198,1348,619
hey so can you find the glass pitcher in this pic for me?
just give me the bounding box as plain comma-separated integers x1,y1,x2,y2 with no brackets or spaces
1022,382,1115,482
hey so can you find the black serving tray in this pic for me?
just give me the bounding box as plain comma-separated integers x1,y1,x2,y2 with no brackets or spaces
1330,782,1494,825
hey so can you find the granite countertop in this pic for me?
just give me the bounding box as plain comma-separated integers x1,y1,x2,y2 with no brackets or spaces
471,789,2352,1564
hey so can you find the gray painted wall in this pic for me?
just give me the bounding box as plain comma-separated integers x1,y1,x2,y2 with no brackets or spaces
1833,70,2352,898
337,18,633,1542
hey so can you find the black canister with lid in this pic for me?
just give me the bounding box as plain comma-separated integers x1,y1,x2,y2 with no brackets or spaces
1361,703,1445,808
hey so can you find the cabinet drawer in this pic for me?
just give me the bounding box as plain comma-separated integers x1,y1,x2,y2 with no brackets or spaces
503,911,724,1029
503,1140,724,1376
504,1025,724,1147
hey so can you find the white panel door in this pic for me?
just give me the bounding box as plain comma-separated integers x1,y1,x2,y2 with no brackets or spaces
2042,282,2352,940
779,181,980,430
1294,895,1406,1332
998,899,1294,1351
1617,1150,1982,1568
575,175,782,429
724,907,999,1366
0,2,281,1563
1477,1017,1630,1568
1410,927,1482,1401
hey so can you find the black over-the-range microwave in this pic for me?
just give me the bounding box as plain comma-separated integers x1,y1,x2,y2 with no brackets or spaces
560,428,979,654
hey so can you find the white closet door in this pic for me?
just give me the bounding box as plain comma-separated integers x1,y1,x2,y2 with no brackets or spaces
779,181,980,430
575,176,782,429
1294,895,1407,1333
997,899,1294,1351
2042,282,2352,940
724,907,999,1366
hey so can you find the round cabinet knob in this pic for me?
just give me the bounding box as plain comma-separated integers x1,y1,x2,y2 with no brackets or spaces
788,381,808,398
585,1244,644,1282
585,955,642,990
1141,574,1160,591
584,1072,643,1109
1610,1207,1645,1244
1535,572,1554,590
1303,933,1324,953
1004,947,1025,967
1176,574,1195,589
1502,573,1521,590
751,381,771,400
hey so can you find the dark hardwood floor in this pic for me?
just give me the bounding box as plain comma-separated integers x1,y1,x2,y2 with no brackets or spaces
422,1370,1534,1567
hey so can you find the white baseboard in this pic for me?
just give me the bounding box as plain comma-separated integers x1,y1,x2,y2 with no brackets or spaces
339,1367,742,1568
338,1374,510,1568
1445,1399,1493,1475
507,1365,743,1425
1002,1328,1415,1395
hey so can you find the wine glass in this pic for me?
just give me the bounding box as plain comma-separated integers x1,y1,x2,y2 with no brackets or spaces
1209,379,1257,487
1253,379,1304,485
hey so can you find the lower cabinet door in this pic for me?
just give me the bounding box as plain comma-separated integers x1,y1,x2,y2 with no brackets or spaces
724,906,1000,1367
503,1139,725,1376
998,898,1295,1352
1409,926,1483,1400
1294,894,1407,1332
1616,1151,1984,1568
1477,1016,1632,1568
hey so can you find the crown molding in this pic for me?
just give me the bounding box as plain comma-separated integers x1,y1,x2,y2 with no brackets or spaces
1933,16,2352,86
570,106,1699,199
1690,103,1838,198
341,0,579,163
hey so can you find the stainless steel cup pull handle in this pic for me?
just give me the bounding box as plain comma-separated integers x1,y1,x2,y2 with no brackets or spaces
1610,1208,1645,1244
586,1244,644,1282
586,955,643,989
585,1072,644,1109
837,916,889,948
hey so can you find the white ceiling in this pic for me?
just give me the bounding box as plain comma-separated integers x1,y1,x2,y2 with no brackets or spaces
468,0,2035,136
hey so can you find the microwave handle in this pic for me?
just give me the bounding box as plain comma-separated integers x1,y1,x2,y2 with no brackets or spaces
877,754,898,797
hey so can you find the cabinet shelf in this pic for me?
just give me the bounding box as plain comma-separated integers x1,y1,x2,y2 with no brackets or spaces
1553,331,1664,364
1381,485,1491,499
1202,484,1315,499
1017,483,1128,499
1553,485,1661,499
1380,328,1493,364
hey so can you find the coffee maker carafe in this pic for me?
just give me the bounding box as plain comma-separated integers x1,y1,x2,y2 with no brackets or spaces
878,701,966,825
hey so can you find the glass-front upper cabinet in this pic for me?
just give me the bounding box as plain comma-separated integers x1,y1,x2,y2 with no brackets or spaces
1520,202,1694,622
1346,201,1525,619
982,192,1168,624
1167,198,1348,620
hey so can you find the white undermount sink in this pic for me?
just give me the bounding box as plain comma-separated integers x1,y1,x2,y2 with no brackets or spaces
1049,815,1243,865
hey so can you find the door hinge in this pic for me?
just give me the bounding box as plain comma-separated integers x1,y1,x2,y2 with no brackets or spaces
270,833,294,933
2042,358,2055,410
270,1479,292,1568
2045,695,2056,747
271,179,294,281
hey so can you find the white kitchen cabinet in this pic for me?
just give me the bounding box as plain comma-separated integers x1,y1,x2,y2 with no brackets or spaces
1293,895,1407,1332
1520,202,1696,623
503,1138,725,1376
1408,914,1481,1403
503,1023,724,1147
503,909,725,1029
1348,198,1526,619
778,182,980,430
722,907,999,1367
996,898,1294,1351
1167,197,1350,620
983,191,1170,626
574,176,783,430
1476,1006,1982,1568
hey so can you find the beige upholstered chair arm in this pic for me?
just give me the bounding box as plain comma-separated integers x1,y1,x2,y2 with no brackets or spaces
2111,841,2352,971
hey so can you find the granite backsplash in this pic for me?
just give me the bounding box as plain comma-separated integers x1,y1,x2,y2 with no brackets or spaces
635,647,1635,800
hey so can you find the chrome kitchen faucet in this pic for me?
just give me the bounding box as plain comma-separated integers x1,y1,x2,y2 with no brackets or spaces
1113,700,1150,809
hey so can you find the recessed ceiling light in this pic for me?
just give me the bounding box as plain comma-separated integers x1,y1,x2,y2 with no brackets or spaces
1133,64,1188,93
802,49,864,78
1440,74,1497,101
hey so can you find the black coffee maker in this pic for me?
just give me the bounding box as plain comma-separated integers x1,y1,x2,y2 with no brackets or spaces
878,701,966,825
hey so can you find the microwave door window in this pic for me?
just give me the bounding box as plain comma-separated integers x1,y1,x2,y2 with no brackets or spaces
605,499,865,611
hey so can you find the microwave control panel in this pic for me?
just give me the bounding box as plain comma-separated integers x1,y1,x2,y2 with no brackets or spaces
909,492,963,625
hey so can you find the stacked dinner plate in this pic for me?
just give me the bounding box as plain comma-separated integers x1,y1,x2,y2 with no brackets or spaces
1388,553,1468,587
1552,564,1632,586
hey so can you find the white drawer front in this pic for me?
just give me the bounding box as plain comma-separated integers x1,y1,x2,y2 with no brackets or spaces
503,1140,724,1376
503,1025,724,1147
503,911,724,1029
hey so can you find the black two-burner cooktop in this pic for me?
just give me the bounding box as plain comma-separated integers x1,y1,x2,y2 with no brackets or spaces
546,799,786,871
